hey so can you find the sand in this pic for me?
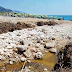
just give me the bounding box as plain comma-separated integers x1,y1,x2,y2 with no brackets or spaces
0,16,72,24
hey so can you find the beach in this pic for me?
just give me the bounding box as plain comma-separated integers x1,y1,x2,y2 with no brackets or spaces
0,16,72,72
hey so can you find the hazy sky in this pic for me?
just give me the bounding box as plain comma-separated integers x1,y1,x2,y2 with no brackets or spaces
0,0,72,15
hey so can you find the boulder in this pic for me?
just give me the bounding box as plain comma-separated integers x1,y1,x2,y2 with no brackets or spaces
45,43,55,49
16,45,29,51
34,52,43,59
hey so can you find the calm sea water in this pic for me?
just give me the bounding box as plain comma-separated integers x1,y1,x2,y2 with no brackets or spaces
47,15,72,20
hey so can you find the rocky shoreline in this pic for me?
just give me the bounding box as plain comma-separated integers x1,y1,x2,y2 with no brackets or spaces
0,17,72,72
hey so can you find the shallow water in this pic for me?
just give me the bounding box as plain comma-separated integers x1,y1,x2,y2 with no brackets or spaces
27,52,58,71
33,52,57,67
0,52,57,72
0,61,24,72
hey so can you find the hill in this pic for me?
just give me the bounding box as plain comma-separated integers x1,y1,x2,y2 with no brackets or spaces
0,6,26,14
0,6,12,13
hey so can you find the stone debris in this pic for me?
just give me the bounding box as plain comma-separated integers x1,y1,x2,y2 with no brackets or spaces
35,43,40,48
13,48,18,52
16,45,29,51
45,43,55,49
48,48,57,53
0,55,6,60
23,52,29,58
34,52,43,59
27,60,31,63
29,66,31,69
0,21,72,71
20,57,26,62
44,68,47,71
9,61,13,64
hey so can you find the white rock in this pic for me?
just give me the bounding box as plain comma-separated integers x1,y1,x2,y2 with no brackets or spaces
0,55,2,60
6,45,13,49
40,35,44,39
20,57,26,62
29,66,31,69
23,39,32,45
35,43,40,48
9,61,13,64
3,49,8,52
23,52,29,57
45,43,55,48
27,60,31,63
44,68,47,71
30,48,36,52
0,50,4,55
13,48,18,52
49,48,57,53
34,52,43,59
16,45,29,51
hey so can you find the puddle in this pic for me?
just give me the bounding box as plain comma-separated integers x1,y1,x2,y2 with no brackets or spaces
26,52,58,71
0,52,58,72
33,52,57,67
0,61,24,72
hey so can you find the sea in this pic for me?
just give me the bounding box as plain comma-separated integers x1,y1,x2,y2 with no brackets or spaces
47,15,72,21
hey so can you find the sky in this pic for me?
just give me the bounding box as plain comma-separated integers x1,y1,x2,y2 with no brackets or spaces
0,0,72,15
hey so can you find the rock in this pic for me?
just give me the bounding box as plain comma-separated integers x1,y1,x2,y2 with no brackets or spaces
22,39,32,46
13,48,18,52
0,55,6,60
30,48,36,53
6,45,13,49
34,52,43,59
37,36,41,43
29,66,31,69
40,41,45,45
27,60,31,63
35,43,40,48
20,57,26,62
23,52,29,57
9,61,13,64
0,50,4,55
48,48,57,53
39,35,44,39
16,45,29,51
44,68,47,71
10,58,16,62
45,43,55,49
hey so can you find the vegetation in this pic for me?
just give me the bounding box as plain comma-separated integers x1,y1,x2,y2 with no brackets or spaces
0,11,63,20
